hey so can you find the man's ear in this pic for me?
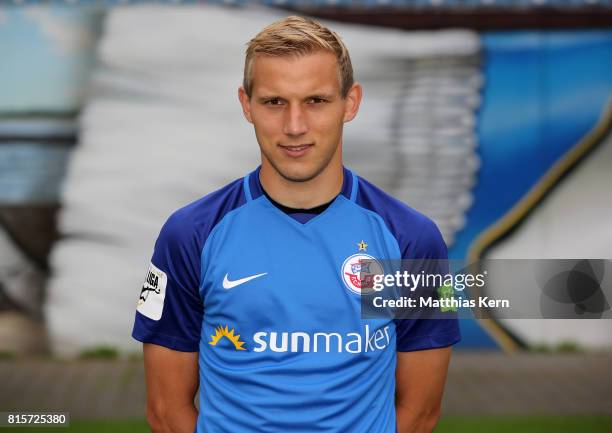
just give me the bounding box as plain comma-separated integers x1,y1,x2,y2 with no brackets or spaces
238,86,253,124
343,82,363,123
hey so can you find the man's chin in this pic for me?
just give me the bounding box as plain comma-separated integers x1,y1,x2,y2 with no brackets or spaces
274,163,323,183
277,168,319,183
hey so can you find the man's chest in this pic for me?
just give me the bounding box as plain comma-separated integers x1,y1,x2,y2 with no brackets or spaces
198,209,400,355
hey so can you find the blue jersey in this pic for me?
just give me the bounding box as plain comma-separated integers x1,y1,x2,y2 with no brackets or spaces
133,166,460,433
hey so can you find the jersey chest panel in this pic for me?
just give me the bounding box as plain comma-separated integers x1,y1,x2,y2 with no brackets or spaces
199,196,401,356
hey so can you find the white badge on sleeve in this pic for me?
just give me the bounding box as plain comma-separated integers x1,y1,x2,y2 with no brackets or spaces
137,262,167,320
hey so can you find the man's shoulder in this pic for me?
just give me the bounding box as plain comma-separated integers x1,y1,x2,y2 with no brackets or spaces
354,174,446,258
158,176,246,246
355,175,437,234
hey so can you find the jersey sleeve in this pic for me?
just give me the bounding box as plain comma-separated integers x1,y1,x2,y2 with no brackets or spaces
132,210,204,352
395,217,461,352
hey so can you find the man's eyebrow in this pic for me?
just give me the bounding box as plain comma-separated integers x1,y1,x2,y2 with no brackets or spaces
255,95,282,103
306,93,335,100
255,93,336,103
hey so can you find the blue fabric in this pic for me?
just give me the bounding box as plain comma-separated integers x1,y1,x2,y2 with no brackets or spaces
132,177,246,351
133,167,460,432
355,177,461,351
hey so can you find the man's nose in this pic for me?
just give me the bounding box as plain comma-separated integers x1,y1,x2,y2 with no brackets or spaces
283,104,308,136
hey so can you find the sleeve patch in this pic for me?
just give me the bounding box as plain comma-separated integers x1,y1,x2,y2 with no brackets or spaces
136,262,167,321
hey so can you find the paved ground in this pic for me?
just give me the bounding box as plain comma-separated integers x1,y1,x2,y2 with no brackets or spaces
0,353,610,419
443,353,612,415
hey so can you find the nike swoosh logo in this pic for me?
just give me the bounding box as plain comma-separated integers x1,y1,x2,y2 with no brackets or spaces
222,272,267,289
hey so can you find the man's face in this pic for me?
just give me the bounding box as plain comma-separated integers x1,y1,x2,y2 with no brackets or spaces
239,50,361,183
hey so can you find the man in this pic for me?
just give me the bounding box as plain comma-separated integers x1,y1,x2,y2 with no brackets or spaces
133,15,460,433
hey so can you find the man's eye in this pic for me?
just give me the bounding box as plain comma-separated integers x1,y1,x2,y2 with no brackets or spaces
265,98,283,105
308,98,326,104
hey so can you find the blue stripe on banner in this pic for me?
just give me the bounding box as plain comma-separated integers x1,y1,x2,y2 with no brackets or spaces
0,143,71,204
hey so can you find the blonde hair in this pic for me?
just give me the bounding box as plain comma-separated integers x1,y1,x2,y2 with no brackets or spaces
243,16,354,98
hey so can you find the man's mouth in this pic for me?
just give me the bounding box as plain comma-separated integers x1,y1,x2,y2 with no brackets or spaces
278,143,314,158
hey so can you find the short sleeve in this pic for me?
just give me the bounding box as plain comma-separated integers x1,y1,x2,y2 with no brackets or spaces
395,218,461,352
132,211,204,352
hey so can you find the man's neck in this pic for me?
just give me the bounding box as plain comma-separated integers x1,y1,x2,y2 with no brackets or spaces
259,160,344,209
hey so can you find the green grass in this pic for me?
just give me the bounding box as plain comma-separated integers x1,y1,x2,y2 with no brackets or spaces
0,350,16,360
78,346,120,360
436,415,612,433
1,419,149,433
2,416,611,433
530,340,585,354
